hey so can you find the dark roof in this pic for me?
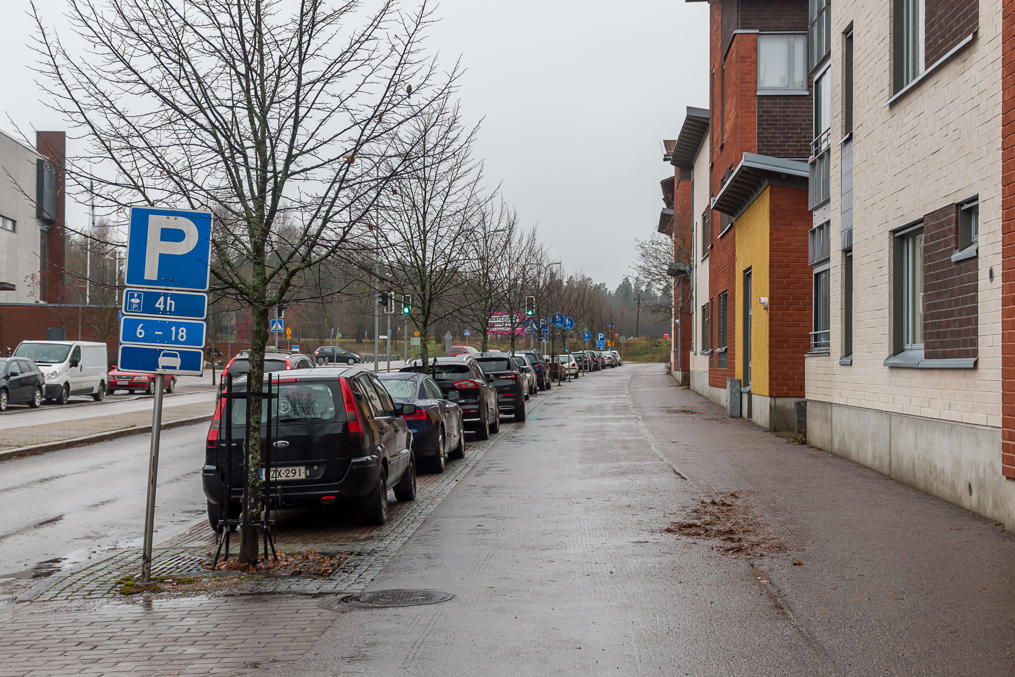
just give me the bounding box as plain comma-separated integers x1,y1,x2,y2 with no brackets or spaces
711,153,809,218
662,139,677,162
658,208,675,235
660,175,675,208
671,107,710,170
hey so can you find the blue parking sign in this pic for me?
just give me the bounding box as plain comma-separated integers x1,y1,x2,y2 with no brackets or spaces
125,207,213,291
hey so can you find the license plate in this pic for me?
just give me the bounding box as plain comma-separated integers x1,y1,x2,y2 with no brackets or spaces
260,465,306,481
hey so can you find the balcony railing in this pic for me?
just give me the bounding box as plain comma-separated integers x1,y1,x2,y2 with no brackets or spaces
810,329,830,353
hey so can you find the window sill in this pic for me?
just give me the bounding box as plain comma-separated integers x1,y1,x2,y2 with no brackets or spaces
714,346,727,355
883,349,977,369
840,132,853,145
951,243,977,263
702,349,712,355
839,355,853,366
805,350,830,358
886,32,976,107
718,224,733,238
757,89,810,96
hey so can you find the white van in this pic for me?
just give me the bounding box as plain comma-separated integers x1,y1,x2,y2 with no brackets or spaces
13,341,109,404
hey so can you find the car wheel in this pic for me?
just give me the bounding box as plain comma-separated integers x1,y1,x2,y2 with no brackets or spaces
394,452,417,502
429,428,447,473
0,389,7,412
92,381,106,402
145,381,155,396
316,356,327,365
361,466,389,525
165,379,175,394
58,384,70,405
515,400,526,422
345,357,355,365
474,408,490,441
29,387,42,408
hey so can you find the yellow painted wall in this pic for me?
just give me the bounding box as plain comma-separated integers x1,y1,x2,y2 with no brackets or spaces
734,187,770,397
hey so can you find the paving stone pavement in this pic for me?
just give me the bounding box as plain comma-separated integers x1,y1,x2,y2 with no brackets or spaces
0,389,553,675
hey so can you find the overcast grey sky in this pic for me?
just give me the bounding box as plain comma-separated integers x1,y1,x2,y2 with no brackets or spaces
3,0,708,290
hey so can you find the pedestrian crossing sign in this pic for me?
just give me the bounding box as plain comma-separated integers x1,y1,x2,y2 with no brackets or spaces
271,318,284,333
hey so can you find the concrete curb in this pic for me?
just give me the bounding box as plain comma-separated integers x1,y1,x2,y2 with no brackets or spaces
0,414,212,463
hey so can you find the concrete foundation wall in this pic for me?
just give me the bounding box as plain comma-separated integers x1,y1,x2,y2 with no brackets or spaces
809,400,1015,527
746,393,802,432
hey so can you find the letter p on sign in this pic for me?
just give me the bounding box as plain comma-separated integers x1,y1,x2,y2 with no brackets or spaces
125,207,213,292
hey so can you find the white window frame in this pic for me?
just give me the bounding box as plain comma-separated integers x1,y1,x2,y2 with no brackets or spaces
0,214,14,233
757,33,809,95
897,226,924,351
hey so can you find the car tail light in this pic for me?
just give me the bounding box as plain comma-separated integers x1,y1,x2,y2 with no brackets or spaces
403,409,428,421
222,357,236,378
275,377,300,383
285,359,292,368
207,398,224,448
453,380,479,389
339,378,363,434
502,373,518,380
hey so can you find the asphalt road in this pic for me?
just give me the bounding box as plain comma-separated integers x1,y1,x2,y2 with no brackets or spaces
0,423,207,581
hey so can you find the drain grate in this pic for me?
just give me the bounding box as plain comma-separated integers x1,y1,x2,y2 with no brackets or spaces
338,589,454,608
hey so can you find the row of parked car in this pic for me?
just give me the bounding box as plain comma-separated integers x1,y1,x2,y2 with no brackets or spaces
201,346,616,529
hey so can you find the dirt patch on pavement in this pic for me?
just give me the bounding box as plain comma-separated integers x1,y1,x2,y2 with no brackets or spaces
662,406,704,415
665,492,785,559
207,549,350,576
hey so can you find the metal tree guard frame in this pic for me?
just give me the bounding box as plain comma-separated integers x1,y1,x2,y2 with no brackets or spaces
212,372,280,568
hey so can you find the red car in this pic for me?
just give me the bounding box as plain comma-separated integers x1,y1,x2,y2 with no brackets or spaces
107,367,176,395
448,345,478,357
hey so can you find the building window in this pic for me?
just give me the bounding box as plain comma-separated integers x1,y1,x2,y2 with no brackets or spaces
701,303,710,352
843,26,854,136
958,199,978,251
812,266,831,353
893,0,925,92
809,0,831,71
720,64,726,145
758,34,808,93
716,290,728,368
894,225,924,352
810,68,831,208
842,250,853,358
701,208,711,254
0,215,14,232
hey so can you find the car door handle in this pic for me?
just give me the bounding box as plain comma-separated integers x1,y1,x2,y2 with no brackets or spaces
273,440,290,448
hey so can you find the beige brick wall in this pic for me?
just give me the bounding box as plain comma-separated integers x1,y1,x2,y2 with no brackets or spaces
806,0,1002,429
691,141,711,377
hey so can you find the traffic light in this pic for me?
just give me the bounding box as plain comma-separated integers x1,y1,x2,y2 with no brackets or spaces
525,296,535,317
378,292,389,308
402,294,411,315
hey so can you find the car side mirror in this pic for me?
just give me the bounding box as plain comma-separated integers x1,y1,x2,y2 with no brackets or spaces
70,359,79,368
447,390,460,402
400,403,417,416
485,374,494,382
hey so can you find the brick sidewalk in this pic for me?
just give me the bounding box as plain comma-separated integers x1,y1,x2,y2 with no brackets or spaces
0,401,213,453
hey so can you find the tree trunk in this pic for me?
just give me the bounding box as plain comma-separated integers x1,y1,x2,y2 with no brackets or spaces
238,303,269,564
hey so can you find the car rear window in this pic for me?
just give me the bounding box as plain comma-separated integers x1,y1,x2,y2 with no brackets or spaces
229,383,342,425
378,378,417,399
227,358,288,375
429,365,471,380
476,358,512,371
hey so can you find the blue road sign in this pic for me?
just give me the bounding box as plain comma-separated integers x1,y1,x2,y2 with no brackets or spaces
607,321,615,329
118,344,203,376
125,207,213,291
552,313,565,327
123,288,207,320
271,318,284,333
540,327,550,339
563,316,575,331
582,331,591,341
539,317,548,329
120,317,206,349
464,328,472,337
564,346,570,353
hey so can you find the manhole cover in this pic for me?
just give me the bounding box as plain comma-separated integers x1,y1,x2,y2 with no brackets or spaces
340,589,454,608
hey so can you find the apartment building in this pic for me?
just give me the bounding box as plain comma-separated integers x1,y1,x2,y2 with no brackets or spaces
680,0,814,431
804,0,1009,522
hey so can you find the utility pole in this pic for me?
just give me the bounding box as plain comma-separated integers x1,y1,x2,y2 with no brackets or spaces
635,293,642,337
274,305,279,350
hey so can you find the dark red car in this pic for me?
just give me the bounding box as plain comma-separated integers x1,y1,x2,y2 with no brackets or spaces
107,366,176,395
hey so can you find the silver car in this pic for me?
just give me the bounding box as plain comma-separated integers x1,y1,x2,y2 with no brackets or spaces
512,354,538,397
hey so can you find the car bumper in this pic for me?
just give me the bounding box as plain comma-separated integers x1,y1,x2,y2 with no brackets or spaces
202,455,383,508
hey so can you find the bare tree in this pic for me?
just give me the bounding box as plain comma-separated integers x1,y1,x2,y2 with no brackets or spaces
32,0,456,563
460,200,517,352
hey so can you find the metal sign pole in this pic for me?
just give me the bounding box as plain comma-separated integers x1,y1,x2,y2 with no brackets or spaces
140,373,165,587
386,312,391,372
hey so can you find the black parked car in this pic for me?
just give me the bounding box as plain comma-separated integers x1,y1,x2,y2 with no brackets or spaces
203,367,417,527
0,357,44,412
474,353,526,422
314,345,361,365
518,349,551,391
401,357,499,440
377,372,465,473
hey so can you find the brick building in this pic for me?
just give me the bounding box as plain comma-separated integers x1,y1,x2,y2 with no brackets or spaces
1004,0,1015,480
803,0,1010,523
660,141,694,382
676,0,813,430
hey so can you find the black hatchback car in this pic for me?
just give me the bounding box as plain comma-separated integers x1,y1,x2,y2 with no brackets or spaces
203,367,417,527
313,345,361,365
474,353,526,422
0,357,45,412
401,357,499,440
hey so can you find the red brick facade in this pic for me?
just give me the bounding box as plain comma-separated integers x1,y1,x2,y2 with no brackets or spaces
926,0,979,66
757,96,812,158
766,185,811,397
0,304,119,364
1002,0,1015,478
923,203,978,361
674,174,694,373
